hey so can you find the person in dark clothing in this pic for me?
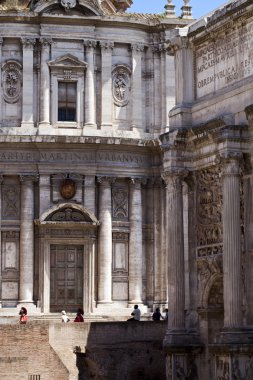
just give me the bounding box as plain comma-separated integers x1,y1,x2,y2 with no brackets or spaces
152,307,164,321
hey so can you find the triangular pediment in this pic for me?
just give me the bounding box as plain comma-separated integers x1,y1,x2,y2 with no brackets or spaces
48,54,87,69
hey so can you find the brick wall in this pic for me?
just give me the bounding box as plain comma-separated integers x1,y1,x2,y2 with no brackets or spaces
0,321,167,380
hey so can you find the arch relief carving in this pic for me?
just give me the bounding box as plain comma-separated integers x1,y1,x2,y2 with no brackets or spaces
2,61,22,104
196,166,223,258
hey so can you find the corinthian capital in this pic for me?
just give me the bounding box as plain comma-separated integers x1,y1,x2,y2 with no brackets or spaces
83,40,97,49
162,169,188,191
131,44,144,53
99,41,114,51
97,176,116,186
21,38,36,48
20,174,39,183
129,177,146,188
40,37,52,47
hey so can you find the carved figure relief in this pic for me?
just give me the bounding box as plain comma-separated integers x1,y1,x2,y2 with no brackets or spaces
197,255,223,308
2,61,22,104
196,166,223,257
61,0,77,10
112,188,128,219
2,185,20,219
112,65,131,107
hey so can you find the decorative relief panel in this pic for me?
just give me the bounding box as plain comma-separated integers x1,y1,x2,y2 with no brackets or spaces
197,255,223,307
2,281,18,299
2,185,20,220
196,166,223,258
112,233,128,273
112,188,128,220
2,60,22,104
112,65,131,107
1,231,19,275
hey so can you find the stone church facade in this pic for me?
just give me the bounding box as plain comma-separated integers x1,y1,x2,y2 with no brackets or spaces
1,0,253,378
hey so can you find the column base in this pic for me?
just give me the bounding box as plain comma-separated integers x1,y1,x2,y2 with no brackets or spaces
213,326,253,346
209,328,253,380
38,122,51,134
84,123,97,128
20,122,36,135
163,329,203,353
100,123,113,130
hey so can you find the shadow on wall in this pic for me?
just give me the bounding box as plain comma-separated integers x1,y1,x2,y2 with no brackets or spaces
75,321,167,380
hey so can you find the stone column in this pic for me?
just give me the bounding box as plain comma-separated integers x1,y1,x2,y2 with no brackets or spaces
39,38,51,127
164,172,185,330
19,175,36,305
222,156,242,328
154,178,162,306
97,176,114,304
131,44,144,131
21,38,36,129
100,41,114,129
128,178,143,305
0,175,3,308
84,40,96,128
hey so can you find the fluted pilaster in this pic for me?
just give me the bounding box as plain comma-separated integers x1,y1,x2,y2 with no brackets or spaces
164,172,185,330
97,176,114,303
128,178,144,304
222,157,242,328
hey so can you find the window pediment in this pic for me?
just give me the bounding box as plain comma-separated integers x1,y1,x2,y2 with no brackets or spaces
48,54,87,71
33,0,103,16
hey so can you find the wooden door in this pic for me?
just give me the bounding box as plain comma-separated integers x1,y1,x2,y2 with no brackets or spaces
50,244,83,312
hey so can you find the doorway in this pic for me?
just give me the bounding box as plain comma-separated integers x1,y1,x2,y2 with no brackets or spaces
50,244,83,312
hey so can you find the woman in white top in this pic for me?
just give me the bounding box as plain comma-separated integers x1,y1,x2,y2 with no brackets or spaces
61,310,70,323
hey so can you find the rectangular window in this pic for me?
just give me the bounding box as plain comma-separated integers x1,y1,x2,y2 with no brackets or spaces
58,82,76,122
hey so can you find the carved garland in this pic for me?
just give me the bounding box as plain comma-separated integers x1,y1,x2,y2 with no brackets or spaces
2,60,22,104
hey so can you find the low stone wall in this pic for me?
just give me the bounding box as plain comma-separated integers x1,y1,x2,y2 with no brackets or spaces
0,320,167,380
0,322,69,380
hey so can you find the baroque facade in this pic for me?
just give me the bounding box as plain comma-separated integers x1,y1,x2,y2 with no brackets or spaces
1,0,253,379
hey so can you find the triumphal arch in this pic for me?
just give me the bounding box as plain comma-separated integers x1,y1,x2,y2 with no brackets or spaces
0,0,253,378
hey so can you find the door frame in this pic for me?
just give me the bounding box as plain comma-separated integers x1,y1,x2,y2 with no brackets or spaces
35,204,98,313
